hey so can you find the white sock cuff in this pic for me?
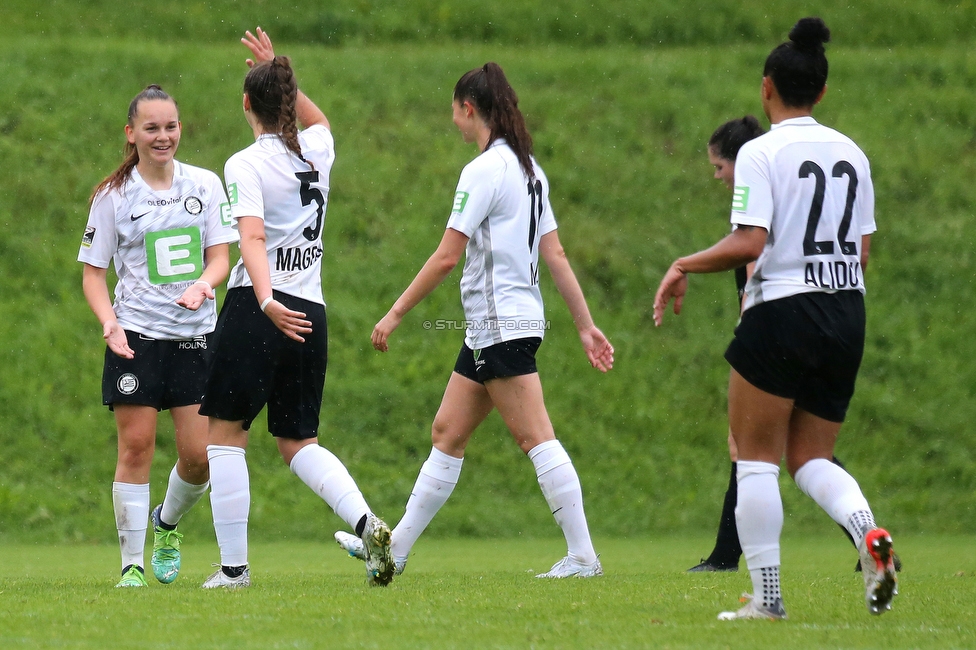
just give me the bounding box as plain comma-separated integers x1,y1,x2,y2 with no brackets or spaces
112,482,150,496
527,439,563,461
288,442,322,474
793,457,834,496
736,460,779,481
169,464,209,491
208,444,245,460
528,439,572,476
423,447,463,483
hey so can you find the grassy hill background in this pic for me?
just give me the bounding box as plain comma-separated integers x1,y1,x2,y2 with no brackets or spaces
0,1,973,543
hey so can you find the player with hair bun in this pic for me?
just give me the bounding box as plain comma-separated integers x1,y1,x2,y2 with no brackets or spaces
79,84,236,588
335,62,614,579
199,27,394,589
654,17,898,619
689,115,863,574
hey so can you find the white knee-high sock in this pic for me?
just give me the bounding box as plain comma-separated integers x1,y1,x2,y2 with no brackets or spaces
391,447,462,560
207,445,249,567
159,465,208,528
736,460,783,606
289,444,370,530
529,440,597,565
113,482,150,572
794,458,876,547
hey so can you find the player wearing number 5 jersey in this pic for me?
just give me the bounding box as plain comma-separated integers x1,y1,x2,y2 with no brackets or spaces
654,17,897,620
79,85,236,588
335,62,615,579
199,27,394,589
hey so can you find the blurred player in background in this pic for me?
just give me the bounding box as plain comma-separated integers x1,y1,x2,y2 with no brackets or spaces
80,85,235,588
654,17,898,620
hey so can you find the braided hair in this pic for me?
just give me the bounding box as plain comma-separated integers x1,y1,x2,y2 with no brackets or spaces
89,85,176,205
454,62,535,180
244,56,312,168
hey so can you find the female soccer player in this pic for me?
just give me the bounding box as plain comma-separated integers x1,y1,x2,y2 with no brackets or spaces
688,116,862,574
79,85,236,587
199,27,394,589
335,62,614,579
654,18,898,619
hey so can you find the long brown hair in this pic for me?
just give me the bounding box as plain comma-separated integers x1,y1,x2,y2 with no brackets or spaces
244,56,312,168
89,85,177,206
454,62,535,179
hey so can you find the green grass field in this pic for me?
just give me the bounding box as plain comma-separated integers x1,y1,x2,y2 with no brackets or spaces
1,535,972,649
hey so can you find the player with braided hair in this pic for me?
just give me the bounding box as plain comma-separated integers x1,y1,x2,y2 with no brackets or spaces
200,27,394,589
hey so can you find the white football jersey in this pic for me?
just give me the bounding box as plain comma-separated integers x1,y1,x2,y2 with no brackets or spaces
447,140,557,349
731,116,877,312
78,162,237,339
224,124,335,305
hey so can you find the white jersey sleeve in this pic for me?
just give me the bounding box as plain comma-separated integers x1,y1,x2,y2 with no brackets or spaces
78,190,120,268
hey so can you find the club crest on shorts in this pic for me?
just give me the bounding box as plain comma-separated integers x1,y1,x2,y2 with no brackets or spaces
184,196,204,215
117,373,139,395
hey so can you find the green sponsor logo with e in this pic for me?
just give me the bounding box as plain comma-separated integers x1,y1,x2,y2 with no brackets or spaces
732,186,749,212
227,183,239,205
220,202,232,227
145,227,203,285
452,191,469,213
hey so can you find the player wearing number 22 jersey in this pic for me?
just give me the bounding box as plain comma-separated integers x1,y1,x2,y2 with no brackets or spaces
731,115,876,312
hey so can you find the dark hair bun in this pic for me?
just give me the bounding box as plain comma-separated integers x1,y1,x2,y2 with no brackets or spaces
789,17,830,53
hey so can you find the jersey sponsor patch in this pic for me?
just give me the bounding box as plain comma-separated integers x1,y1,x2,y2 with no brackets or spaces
452,191,469,213
81,226,96,248
227,183,239,205
220,202,232,227
145,227,204,285
732,186,749,212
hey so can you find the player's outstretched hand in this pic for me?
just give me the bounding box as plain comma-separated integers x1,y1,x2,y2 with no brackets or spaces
371,310,403,352
580,325,614,372
653,261,688,326
242,26,275,68
176,280,214,311
103,320,135,359
263,299,312,343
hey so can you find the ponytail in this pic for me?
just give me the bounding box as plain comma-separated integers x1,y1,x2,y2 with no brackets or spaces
244,56,312,169
89,84,176,206
454,62,535,179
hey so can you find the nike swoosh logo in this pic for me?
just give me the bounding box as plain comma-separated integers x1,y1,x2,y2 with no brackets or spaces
130,211,151,221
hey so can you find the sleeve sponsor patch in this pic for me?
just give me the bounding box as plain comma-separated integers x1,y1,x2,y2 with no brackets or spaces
81,226,96,248
452,191,469,214
227,183,239,205
732,186,749,212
